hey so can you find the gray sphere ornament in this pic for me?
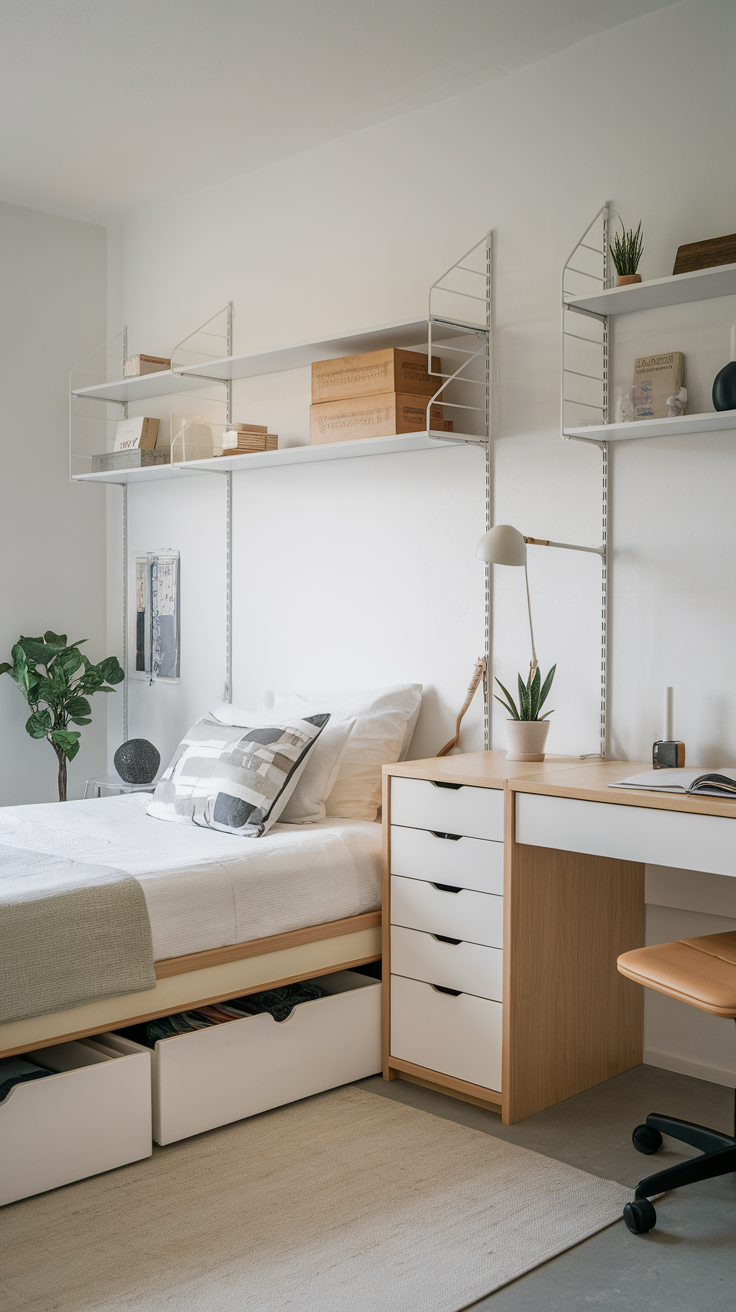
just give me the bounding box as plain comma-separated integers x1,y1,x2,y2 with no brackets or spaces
114,739,161,785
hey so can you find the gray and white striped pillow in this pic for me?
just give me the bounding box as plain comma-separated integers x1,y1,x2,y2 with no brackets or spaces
147,713,329,836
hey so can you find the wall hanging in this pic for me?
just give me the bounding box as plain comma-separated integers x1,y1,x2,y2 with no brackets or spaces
134,551,180,684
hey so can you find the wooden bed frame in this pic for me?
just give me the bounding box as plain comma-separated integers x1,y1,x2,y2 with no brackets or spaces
0,910,382,1060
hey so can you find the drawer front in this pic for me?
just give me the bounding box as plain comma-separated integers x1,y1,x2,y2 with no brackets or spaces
391,924,503,1001
391,874,503,948
516,792,736,878
390,776,504,841
390,823,503,895
120,972,382,1145
390,974,502,1090
0,1042,151,1207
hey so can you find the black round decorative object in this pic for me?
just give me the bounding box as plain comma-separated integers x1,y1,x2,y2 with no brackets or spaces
712,361,736,412
114,739,161,785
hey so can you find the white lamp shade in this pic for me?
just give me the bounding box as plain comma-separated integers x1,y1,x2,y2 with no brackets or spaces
476,524,527,567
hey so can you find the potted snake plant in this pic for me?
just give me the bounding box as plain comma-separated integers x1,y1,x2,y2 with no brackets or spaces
495,664,556,761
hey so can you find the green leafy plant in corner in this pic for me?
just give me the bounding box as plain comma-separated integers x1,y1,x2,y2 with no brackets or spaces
495,664,556,722
609,219,643,276
0,632,124,801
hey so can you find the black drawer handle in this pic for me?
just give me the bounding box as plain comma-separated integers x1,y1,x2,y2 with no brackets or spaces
433,934,462,945
431,984,462,996
429,830,462,842
431,882,462,893
430,780,462,790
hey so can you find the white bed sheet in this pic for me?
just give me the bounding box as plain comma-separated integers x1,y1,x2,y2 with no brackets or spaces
0,795,382,961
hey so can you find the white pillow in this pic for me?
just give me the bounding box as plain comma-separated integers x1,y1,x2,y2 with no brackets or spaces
210,704,355,824
260,684,423,822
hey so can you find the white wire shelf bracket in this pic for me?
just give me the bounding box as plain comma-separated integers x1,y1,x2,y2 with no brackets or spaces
426,233,491,449
561,204,611,761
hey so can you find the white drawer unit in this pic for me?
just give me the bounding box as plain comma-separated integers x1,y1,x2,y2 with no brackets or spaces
0,1038,151,1207
391,874,503,949
390,974,502,1091
391,925,503,1002
390,824,503,895
390,776,504,842
113,971,381,1145
516,791,736,879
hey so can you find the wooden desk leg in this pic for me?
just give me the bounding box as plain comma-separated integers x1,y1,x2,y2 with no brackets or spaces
501,788,644,1125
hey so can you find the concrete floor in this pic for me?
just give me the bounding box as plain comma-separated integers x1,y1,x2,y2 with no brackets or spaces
356,1065,736,1310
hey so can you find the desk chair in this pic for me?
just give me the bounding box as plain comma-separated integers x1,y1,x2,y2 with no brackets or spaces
617,932,736,1234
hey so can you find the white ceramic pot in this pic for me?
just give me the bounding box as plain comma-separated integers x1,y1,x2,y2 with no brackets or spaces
505,719,550,762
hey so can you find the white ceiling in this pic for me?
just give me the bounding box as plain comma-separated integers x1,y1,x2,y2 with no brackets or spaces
0,0,678,222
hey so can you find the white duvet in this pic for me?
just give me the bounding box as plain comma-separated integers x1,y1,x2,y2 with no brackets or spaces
0,795,382,961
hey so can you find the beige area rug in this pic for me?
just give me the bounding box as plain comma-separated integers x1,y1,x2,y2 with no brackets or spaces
0,1085,632,1312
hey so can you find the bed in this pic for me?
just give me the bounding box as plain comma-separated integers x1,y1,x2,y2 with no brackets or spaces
0,793,382,1060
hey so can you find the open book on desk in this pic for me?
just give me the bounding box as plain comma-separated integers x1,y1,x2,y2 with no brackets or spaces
610,768,736,798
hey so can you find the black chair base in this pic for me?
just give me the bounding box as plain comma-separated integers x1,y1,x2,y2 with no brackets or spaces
623,1104,736,1234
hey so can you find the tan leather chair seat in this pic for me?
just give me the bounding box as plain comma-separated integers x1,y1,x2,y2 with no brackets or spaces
617,932,736,1018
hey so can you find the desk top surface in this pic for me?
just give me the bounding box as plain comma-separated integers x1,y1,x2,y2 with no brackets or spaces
386,752,736,819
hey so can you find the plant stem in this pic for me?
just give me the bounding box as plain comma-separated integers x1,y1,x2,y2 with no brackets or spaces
53,743,67,802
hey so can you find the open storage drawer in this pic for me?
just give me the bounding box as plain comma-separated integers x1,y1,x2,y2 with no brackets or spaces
111,970,382,1145
0,1037,151,1207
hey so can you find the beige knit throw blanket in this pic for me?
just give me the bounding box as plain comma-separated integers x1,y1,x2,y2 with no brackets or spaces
0,842,155,1024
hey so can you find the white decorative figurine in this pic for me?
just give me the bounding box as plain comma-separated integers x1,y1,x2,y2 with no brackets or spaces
666,386,687,418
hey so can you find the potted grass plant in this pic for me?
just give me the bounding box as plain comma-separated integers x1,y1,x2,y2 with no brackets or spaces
495,664,556,761
610,220,644,286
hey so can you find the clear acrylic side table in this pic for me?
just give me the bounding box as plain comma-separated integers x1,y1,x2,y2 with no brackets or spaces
83,775,157,799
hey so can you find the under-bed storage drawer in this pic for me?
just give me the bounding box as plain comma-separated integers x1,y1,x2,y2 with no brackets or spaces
391,925,503,1002
114,971,381,1146
390,824,503,895
390,777,504,841
390,974,502,1091
391,874,503,948
0,1038,151,1207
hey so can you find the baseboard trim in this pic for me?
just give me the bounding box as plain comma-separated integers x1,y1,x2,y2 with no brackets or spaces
644,1047,736,1089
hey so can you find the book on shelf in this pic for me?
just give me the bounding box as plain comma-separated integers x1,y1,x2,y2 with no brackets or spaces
610,768,736,798
631,352,684,420
113,416,160,452
229,422,268,434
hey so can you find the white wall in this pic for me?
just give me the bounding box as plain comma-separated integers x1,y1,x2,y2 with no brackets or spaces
0,202,108,803
108,0,736,1082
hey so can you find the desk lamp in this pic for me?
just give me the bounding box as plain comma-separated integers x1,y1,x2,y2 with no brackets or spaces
476,524,605,681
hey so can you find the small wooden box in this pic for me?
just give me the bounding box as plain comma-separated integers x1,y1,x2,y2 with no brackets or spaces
312,349,441,403
673,233,736,276
310,392,453,445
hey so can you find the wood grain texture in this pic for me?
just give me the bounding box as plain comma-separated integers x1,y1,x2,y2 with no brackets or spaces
502,835,644,1125
673,233,736,275
388,1056,502,1106
384,752,582,789
509,761,736,820
155,911,382,978
392,1067,503,1112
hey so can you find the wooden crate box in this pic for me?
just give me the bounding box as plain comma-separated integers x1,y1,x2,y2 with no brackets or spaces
310,392,454,445
312,349,441,403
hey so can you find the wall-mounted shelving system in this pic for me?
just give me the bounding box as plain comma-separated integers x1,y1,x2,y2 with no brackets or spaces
561,205,736,759
71,233,493,744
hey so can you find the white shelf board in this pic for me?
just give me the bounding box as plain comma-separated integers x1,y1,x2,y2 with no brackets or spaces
565,409,736,442
566,262,736,318
72,369,206,405
72,462,206,485
181,317,481,383
178,431,482,472
72,432,481,483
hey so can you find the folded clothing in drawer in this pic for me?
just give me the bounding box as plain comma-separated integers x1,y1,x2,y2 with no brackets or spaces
144,980,330,1043
0,1056,51,1101
111,969,382,1145
0,1038,151,1207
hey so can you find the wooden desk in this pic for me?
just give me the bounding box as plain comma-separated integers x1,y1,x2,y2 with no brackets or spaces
383,753,722,1125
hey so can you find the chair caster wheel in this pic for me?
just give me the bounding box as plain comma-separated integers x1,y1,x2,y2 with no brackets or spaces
632,1124,663,1155
623,1197,657,1234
